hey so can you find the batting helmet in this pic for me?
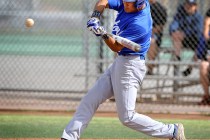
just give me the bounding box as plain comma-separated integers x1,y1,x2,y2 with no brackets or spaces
185,0,197,4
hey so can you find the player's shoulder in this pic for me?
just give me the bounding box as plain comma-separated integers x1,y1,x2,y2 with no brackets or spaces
108,0,123,11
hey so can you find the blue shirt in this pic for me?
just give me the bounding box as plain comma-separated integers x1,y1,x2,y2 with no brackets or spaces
196,8,210,60
108,0,152,56
169,4,203,37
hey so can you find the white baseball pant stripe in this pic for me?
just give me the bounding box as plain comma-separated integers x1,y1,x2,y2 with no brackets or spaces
62,55,174,140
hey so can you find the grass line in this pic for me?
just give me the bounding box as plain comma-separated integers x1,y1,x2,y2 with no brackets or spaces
0,115,209,139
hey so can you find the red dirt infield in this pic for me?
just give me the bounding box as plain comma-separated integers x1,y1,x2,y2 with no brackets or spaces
0,110,209,120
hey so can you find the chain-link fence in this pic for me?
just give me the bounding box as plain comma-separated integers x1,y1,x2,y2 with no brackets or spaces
0,0,209,112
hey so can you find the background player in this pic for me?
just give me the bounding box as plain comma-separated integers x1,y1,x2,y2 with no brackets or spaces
61,0,186,140
147,0,167,75
197,8,210,105
169,0,203,76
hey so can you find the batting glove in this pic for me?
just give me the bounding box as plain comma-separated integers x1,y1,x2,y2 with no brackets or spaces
89,25,107,37
87,17,101,36
91,26,107,36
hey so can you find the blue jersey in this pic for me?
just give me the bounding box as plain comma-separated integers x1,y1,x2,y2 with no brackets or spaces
196,8,210,60
108,0,152,56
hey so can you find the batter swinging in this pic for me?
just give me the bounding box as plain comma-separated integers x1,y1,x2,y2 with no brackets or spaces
61,0,186,140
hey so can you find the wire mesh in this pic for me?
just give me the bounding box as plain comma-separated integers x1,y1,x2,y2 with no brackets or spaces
0,0,209,111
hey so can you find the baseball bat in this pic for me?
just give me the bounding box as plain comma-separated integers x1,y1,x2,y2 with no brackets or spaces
97,27,141,52
106,33,141,52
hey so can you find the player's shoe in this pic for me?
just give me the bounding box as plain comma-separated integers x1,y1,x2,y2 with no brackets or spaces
198,97,210,105
170,123,186,140
182,67,192,77
61,129,71,140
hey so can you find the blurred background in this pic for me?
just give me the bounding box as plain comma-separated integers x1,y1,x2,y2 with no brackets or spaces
0,0,209,114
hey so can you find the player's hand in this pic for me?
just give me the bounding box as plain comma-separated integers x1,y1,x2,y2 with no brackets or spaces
94,26,107,36
87,17,100,36
89,25,107,37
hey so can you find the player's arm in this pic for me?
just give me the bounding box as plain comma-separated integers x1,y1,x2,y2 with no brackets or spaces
152,25,164,34
87,0,123,52
89,0,109,20
88,0,123,52
87,0,109,35
92,0,109,16
204,16,210,40
169,5,182,34
102,34,123,52
153,5,167,35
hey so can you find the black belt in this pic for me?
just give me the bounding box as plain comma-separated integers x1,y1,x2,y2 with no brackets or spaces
119,54,145,60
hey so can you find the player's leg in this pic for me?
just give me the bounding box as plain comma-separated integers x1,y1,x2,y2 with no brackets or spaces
111,55,174,139
182,35,199,76
61,65,114,140
171,31,185,60
199,60,210,105
147,34,160,75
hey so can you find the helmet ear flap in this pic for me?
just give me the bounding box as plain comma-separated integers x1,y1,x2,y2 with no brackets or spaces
135,0,145,9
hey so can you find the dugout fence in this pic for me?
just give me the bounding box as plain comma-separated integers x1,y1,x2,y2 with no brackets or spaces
0,0,210,112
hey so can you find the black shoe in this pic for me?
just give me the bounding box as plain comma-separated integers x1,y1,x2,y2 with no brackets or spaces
109,98,115,102
198,97,210,105
174,55,181,61
146,70,153,75
182,67,192,77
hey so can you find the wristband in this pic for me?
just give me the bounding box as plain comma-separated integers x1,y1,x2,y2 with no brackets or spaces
102,34,109,40
91,10,101,19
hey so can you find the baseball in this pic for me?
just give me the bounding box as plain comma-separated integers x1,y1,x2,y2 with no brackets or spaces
25,18,34,28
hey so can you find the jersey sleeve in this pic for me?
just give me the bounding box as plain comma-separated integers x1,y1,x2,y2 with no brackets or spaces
108,0,122,11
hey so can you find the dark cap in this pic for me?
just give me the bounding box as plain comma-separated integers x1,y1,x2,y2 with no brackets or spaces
185,0,197,4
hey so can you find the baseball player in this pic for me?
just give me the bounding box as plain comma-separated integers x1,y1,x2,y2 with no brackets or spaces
147,0,167,75
169,0,203,76
197,8,210,105
61,0,186,140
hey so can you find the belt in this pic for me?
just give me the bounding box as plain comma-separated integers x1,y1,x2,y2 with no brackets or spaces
119,54,145,60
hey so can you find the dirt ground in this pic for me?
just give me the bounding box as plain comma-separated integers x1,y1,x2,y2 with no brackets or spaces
0,110,209,120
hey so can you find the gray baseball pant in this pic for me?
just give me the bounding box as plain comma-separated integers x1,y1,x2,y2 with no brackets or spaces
61,55,174,140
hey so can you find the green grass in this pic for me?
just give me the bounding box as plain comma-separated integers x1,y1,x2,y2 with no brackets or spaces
0,114,209,139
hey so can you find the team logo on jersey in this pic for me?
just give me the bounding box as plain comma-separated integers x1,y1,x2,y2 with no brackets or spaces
112,20,123,35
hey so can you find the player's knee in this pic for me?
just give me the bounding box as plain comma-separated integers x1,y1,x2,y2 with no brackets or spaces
119,118,131,127
118,111,135,127
200,61,209,72
151,38,156,45
172,31,184,41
